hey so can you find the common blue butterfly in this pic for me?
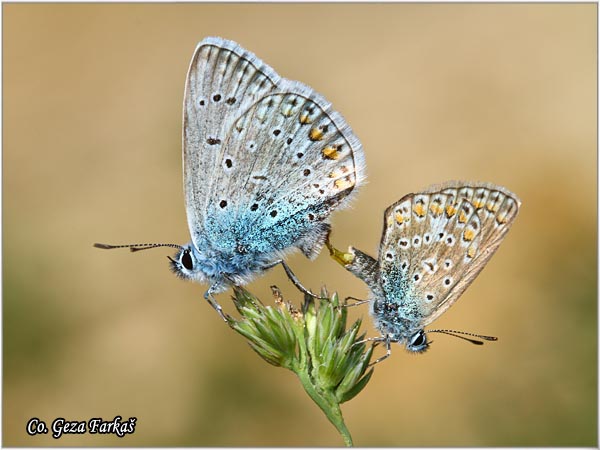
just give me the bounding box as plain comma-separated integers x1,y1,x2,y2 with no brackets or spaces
328,181,520,362
96,37,365,320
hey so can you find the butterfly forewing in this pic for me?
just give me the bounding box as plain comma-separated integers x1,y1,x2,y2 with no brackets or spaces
378,182,520,329
184,38,281,238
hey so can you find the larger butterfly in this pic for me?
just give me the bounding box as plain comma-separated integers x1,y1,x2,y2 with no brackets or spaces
328,181,520,362
96,37,365,320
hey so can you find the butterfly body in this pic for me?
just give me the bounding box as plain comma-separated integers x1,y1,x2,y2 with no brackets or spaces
177,206,332,290
333,182,520,355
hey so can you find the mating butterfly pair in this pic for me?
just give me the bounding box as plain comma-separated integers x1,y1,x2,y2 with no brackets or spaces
95,37,520,357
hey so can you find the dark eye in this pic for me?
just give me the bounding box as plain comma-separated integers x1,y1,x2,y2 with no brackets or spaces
181,249,193,270
411,331,425,347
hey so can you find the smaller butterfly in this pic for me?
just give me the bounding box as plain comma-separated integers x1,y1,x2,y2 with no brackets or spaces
327,181,520,363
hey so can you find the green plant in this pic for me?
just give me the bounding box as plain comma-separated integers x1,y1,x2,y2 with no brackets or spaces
227,286,375,446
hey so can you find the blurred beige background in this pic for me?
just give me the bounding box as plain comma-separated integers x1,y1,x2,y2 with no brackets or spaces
3,3,596,447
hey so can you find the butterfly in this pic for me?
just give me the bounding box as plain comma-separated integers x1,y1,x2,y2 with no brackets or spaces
327,181,520,362
95,37,365,321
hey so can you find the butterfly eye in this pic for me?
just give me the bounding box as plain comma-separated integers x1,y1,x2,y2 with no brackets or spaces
410,330,426,347
181,249,193,270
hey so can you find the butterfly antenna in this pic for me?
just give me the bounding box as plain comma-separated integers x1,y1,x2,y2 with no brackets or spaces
93,242,184,253
428,329,498,346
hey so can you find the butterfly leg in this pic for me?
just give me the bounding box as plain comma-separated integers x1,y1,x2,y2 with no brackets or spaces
369,337,392,366
352,336,382,347
279,260,320,298
203,285,230,322
352,335,391,366
262,259,319,298
343,296,371,308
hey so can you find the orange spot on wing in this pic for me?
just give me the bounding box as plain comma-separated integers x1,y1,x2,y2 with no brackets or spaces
334,177,354,190
487,202,499,212
467,245,477,258
429,202,443,216
445,205,457,218
322,145,340,160
496,212,508,224
413,203,426,217
309,128,324,141
300,113,312,124
463,228,475,241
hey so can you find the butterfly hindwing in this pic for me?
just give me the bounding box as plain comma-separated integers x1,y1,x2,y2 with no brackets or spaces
215,87,363,258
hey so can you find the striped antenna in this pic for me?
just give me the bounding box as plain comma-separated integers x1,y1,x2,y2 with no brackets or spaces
93,242,184,253
428,329,498,346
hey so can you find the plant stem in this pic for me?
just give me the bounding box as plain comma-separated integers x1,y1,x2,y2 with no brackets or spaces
294,368,353,446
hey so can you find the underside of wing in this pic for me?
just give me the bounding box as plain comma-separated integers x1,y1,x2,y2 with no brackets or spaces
184,38,365,260
378,183,520,328
183,37,281,239
207,83,364,258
